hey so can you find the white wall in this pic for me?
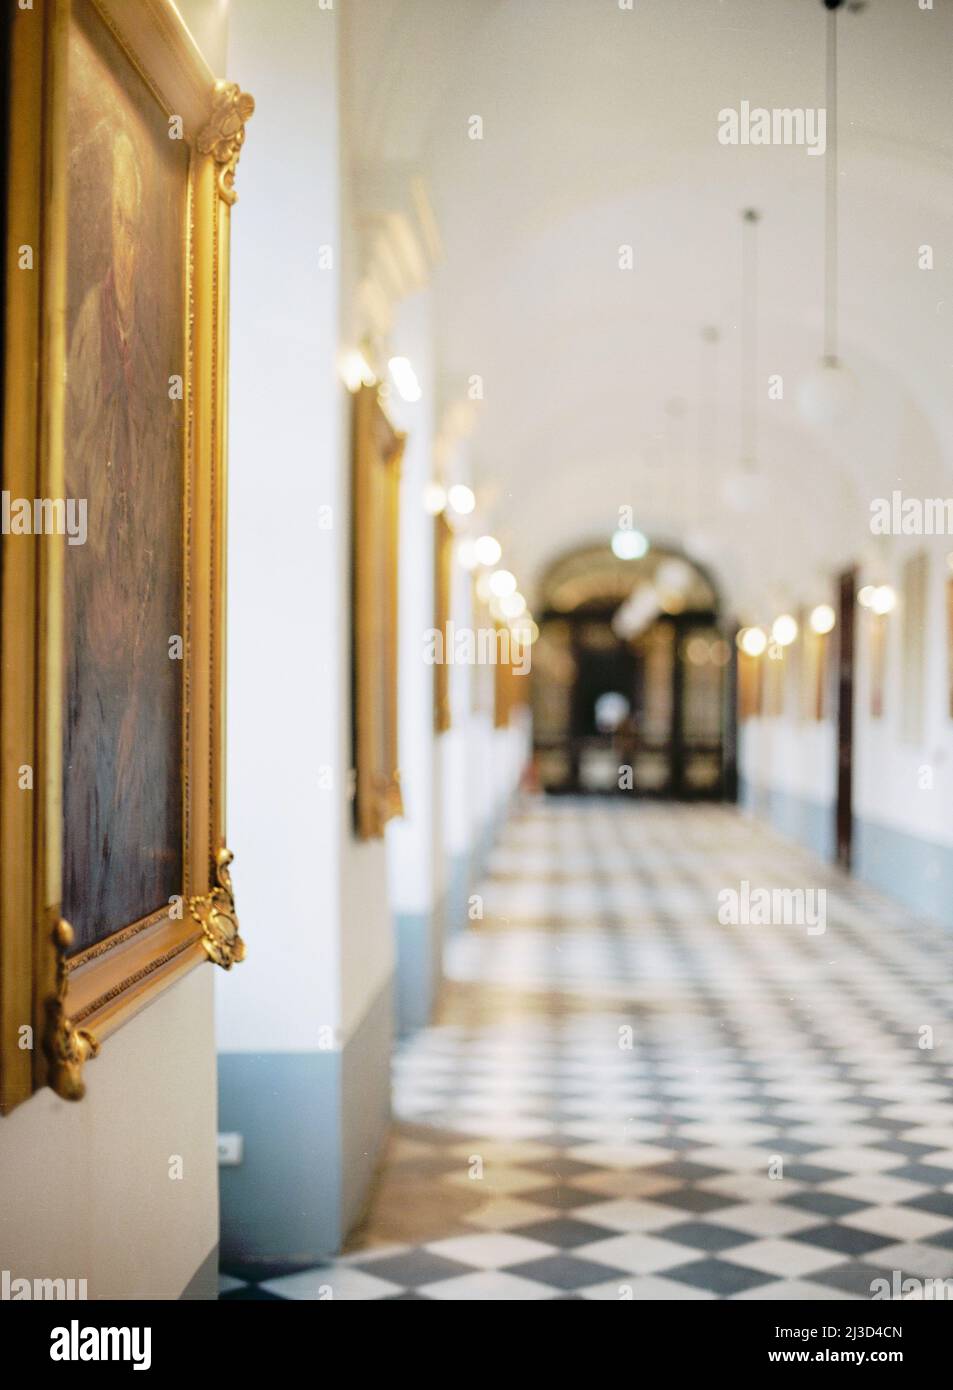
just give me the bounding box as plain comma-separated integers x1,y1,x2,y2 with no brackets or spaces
216,0,395,1265
219,0,344,1052
386,291,438,921
0,0,228,1305
853,543,953,848
740,719,836,811
335,60,394,1046
740,541,953,853
0,969,218,1299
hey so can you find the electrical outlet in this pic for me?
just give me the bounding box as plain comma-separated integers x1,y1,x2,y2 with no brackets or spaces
217,1132,243,1166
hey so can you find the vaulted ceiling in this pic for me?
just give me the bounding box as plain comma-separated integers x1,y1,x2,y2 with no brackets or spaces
342,0,953,617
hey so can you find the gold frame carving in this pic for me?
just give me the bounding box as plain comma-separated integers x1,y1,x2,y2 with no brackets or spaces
352,385,404,839
0,0,250,1111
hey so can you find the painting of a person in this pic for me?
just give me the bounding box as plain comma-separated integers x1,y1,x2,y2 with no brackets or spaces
62,57,186,954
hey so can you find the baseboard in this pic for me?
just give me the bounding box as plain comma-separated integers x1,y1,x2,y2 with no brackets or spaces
394,910,439,1035
217,974,393,1277
739,776,836,862
854,816,953,930
740,775,953,930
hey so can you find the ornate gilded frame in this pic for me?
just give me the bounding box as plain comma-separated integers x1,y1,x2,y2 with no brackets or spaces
352,384,404,839
494,626,528,730
433,511,452,734
0,0,250,1112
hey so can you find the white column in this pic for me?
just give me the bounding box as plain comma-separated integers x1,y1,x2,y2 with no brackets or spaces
218,0,394,1267
385,291,443,1031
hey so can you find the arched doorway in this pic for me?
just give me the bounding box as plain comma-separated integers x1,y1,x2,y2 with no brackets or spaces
531,542,734,798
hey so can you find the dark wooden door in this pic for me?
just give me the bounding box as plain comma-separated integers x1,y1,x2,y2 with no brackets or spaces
835,568,856,869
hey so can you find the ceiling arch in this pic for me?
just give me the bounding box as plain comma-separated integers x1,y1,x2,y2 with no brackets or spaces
342,0,953,614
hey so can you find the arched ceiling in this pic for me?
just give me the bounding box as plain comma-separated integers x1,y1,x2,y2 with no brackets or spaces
341,0,953,618
540,541,717,617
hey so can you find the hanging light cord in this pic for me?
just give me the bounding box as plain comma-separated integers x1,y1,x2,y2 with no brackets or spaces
696,327,718,527
741,209,759,472
824,8,839,365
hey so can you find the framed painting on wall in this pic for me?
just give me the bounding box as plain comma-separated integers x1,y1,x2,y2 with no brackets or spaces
434,510,452,733
737,650,762,720
494,626,531,729
800,624,828,722
869,613,886,718
0,0,250,1112
470,571,495,715
352,383,404,838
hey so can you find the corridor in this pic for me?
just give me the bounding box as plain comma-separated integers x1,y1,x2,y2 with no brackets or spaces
223,800,953,1301
7,0,953,1333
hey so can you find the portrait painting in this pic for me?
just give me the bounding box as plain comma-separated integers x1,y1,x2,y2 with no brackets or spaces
800,623,826,722
61,2,188,952
869,613,886,719
352,384,404,839
737,649,761,720
434,511,452,733
1,0,249,1110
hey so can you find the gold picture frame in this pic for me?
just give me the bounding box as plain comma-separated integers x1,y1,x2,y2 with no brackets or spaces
0,0,250,1112
869,613,886,719
494,626,530,730
434,511,452,734
352,384,404,839
737,650,762,720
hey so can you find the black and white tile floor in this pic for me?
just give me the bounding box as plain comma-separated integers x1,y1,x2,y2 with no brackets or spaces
222,799,953,1300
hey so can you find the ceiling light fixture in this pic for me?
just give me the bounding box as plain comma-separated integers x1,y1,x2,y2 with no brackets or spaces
809,603,836,634
340,348,376,393
474,534,502,567
737,626,768,657
771,614,799,647
447,484,476,516
611,528,648,560
722,210,766,513
870,584,896,615
797,0,860,428
499,592,526,619
422,482,447,515
387,355,422,403
488,569,517,598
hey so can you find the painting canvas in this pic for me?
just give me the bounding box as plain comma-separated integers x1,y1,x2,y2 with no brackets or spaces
62,4,187,951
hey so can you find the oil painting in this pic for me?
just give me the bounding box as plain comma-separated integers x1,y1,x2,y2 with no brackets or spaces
434,511,452,733
352,384,404,839
62,3,187,951
1,0,249,1110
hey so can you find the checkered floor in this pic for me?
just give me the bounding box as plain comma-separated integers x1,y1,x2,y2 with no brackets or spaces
221,798,953,1300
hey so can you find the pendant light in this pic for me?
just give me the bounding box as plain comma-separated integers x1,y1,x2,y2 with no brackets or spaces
797,0,860,428
722,209,766,513
685,325,719,562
